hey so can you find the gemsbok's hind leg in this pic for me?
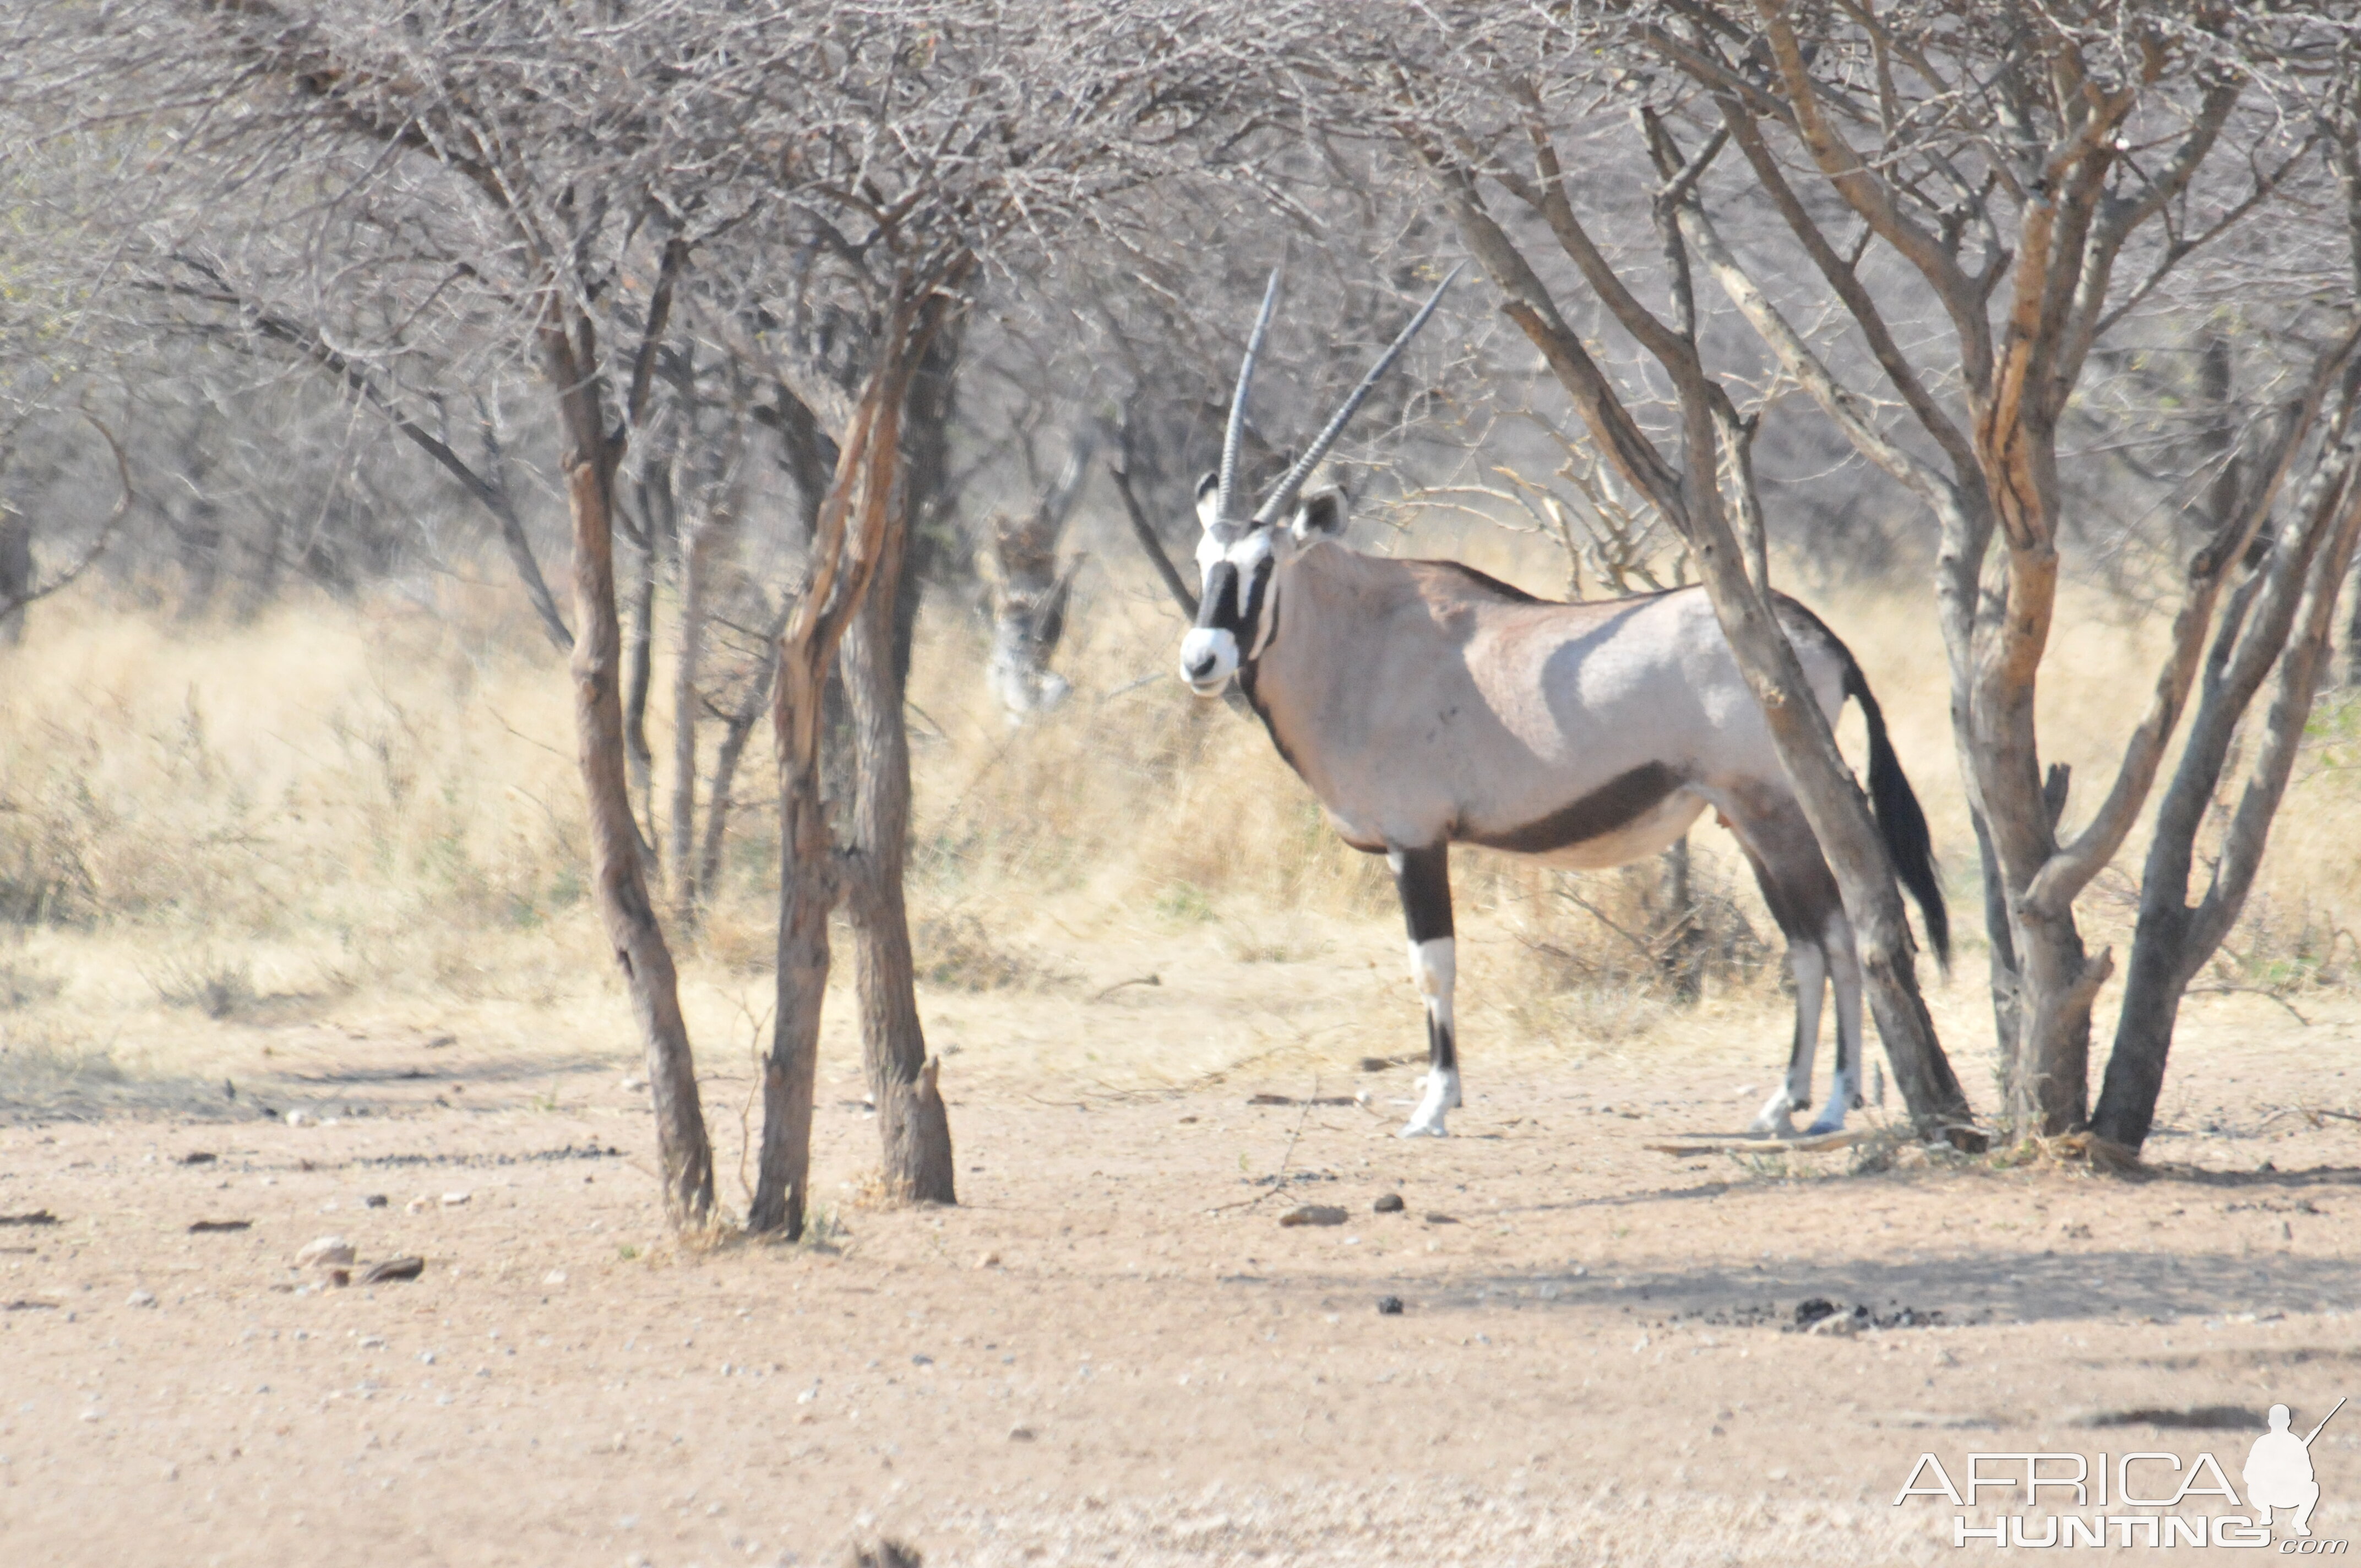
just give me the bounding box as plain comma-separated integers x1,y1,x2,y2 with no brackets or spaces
1808,911,1868,1136
1389,844,1459,1137
1751,940,1825,1137
1721,787,1851,1137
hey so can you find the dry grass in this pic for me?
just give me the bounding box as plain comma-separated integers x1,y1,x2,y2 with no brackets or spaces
2,516,2359,1110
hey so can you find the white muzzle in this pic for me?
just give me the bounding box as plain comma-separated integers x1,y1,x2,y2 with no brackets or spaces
1178,627,1238,695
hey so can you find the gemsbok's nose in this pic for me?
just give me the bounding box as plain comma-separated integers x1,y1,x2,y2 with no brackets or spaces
1184,651,1216,680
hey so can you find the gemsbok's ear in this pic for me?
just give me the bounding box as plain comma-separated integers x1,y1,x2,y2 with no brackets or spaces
1293,486,1347,540
1195,472,1221,532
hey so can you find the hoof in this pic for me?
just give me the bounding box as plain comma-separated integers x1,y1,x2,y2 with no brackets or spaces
1804,1117,1843,1137
1750,1090,1800,1139
1397,1121,1449,1139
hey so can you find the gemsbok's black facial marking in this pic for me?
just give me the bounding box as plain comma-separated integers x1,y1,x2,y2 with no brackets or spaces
1193,560,1239,636
1465,763,1682,855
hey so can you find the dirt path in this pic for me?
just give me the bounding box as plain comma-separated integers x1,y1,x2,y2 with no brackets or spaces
7,1005,2361,1566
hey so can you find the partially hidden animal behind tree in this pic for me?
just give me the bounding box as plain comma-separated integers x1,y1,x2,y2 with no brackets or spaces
979,427,1095,720
1175,270,1948,1138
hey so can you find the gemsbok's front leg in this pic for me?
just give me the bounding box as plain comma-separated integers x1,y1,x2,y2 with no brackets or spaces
1390,844,1459,1137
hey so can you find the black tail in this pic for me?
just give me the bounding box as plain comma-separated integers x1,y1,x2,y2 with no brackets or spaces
1842,662,1950,971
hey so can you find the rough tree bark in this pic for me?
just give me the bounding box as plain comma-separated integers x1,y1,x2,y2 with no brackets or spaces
537,250,715,1228
693,595,792,913
840,516,956,1204
668,493,711,924
750,294,927,1238
622,505,661,867
839,325,958,1205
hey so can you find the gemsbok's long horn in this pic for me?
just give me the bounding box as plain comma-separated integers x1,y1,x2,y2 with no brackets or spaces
1253,263,1462,527
1217,269,1284,527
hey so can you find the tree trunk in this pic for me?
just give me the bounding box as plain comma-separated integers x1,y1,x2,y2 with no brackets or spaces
1682,476,1977,1143
2094,432,2361,1150
668,500,717,926
889,320,962,689
176,496,224,618
623,520,660,864
1967,331,2112,1135
0,505,30,646
1987,765,2070,1121
751,638,833,1237
748,303,927,1237
839,323,958,1204
2344,551,2361,687
546,333,714,1229
839,511,956,1205
695,606,788,910
1970,807,2021,1070
1656,837,1705,1004
698,393,835,917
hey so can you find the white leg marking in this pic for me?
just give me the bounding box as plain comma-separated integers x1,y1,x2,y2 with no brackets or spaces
1808,917,1865,1136
1403,1066,1460,1139
1400,937,1458,1137
1749,1089,1798,1140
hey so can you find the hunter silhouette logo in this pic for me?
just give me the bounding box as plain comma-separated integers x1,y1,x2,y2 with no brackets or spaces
2249,1399,2344,1539
1895,1395,2348,1550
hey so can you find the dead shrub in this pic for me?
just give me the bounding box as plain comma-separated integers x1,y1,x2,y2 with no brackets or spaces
1507,848,1773,1006
149,950,257,1019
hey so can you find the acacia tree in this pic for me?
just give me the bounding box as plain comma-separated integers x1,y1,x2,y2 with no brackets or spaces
1268,16,1978,1139
1276,1,2356,1144
0,81,139,643
25,0,1258,1236
1590,1,2361,1140
708,6,1265,1234
21,0,846,1225
2093,95,2361,1150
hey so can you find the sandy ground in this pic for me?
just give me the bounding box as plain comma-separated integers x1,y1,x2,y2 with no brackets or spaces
7,954,2361,1567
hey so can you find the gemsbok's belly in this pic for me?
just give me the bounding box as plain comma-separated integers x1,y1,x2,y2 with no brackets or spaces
1454,760,1711,870
1515,787,1707,869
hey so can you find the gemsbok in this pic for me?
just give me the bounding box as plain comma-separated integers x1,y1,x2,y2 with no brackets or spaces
1177,271,1948,1139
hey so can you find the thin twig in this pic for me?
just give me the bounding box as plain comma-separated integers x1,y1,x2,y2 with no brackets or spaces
1209,1074,1323,1214
2185,984,2310,1025
1089,974,1161,1003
